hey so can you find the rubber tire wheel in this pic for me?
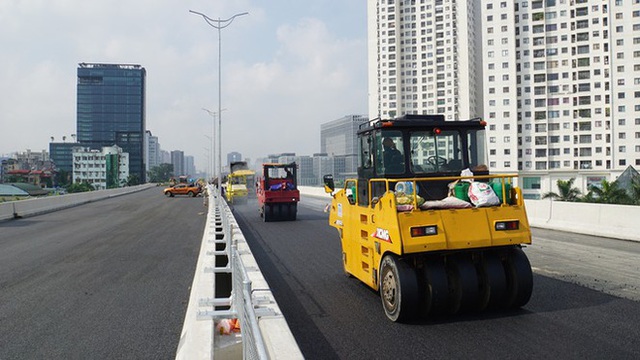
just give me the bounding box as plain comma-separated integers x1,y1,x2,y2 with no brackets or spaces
263,204,271,222
380,255,420,322
289,203,297,221
446,255,480,314
422,257,449,318
503,247,533,308
187,191,194,197
478,252,508,310
165,192,173,197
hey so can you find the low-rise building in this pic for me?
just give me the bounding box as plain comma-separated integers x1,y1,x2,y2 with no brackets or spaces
72,145,129,190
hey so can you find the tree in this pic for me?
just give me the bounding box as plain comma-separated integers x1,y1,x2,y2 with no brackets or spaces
125,174,140,186
54,169,71,188
5,175,21,183
66,181,95,193
631,178,640,205
586,179,631,204
148,163,174,183
542,178,581,201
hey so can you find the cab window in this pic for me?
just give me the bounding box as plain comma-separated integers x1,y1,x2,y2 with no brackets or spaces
376,130,405,174
409,130,464,173
360,134,374,169
467,129,488,171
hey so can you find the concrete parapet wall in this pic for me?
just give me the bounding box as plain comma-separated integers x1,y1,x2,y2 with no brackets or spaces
524,199,640,242
299,186,640,242
0,184,156,221
299,186,332,199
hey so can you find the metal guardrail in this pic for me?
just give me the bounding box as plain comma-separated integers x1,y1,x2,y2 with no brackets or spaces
198,188,269,359
177,186,303,360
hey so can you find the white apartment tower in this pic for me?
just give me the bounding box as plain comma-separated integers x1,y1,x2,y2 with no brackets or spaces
484,0,640,196
367,0,483,121
369,0,640,197
146,130,160,171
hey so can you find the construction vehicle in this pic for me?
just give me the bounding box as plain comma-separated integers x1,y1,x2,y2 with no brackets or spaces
323,114,533,322
224,161,255,204
257,163,300,221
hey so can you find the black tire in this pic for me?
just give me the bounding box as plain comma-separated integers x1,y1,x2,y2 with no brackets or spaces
446,255,480,314
289,203,297,221
503,247,533,308
379,255,420,322
276,203,289,221
422,257,449,317
477,252,507,310
263,204,271,222
165,192,174,197
187,191,194,197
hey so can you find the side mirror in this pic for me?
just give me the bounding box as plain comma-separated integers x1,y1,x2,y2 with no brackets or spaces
323,174,335,193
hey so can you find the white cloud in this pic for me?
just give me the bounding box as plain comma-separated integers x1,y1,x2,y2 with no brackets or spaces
221,18,367,161
0,0,368,173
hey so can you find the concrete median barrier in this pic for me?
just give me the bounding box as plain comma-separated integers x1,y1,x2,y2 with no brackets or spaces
0,184,155,221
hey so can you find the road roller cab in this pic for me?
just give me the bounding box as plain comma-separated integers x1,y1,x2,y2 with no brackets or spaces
323,115,533,322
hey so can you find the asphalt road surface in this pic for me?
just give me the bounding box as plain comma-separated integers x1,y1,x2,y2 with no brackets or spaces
0,187,206,360
232,195,640,360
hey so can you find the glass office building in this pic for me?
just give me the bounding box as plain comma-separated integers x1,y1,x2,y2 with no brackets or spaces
49,142,77,174
77,63,146,183
320,114,368,176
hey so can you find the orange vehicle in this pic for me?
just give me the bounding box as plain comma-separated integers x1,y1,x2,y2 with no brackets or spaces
163,183,201,197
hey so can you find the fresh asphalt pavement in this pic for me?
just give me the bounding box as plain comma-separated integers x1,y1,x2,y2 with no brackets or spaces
231,195,640,360
2,189,639,360
0,187,206,360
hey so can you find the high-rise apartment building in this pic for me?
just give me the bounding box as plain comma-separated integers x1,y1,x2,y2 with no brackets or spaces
185,155,196,178
483,0,640,196
160,150,171,165
367,0,483,121
146,130,160,172
368,0,640,196
171,150,185,177
77,63,146,183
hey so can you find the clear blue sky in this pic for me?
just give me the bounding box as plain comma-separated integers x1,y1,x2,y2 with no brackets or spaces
0,0,368,171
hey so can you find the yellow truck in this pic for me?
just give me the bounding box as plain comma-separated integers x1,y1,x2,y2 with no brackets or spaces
323,114,532,322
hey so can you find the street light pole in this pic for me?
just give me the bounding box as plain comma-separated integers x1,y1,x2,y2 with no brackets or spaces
190,10,248,185
203,138,212,180
202,107,227,184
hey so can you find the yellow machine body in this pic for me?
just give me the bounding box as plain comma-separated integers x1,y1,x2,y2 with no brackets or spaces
328,174,531,291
